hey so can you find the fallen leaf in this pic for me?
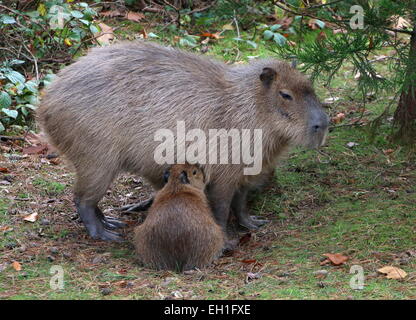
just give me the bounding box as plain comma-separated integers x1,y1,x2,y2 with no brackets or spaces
222,23,234,31
383,149,395,155
0,167,9,173
22,144,48,155
323,253,348,266
49,158,61,165
23,212,38,223
12,261,22,271
241,259,257,264
95,22,114,45
0,226,12,233
126,11,145,22
100,10,123,18
332,112,345,124
324,97,340,104
141,29,148,39
378,266,407,279
346,142,359,148
199,32,223,40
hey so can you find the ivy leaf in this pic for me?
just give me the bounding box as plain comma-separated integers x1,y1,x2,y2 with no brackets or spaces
71,10,84,19
273,33,287,46
8,59,25,66
1,15,16,24
263,30,274,40
0,121,5,132
25,80,38,94
315,19,325,29
2,108,18,119
5,71,25,84
246,40,258,49
25,104,37,110
0,91,12,108
270,24,282,32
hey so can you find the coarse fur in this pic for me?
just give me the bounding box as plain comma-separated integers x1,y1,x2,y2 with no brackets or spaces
134,163,224,271
37,41,328,240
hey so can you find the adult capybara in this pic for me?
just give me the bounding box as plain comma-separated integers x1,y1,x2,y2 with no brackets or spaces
38,41,329,241
134,163,224,271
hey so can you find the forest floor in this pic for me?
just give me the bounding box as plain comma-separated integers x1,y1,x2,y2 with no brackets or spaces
0,21,415,300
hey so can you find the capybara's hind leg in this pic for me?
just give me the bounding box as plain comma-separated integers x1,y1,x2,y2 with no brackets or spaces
74,171,124,241
118,197,154,213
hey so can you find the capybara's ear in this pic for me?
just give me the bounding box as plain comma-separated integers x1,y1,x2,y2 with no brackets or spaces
179,171,190,184
163,169,170,183
260,67,277,88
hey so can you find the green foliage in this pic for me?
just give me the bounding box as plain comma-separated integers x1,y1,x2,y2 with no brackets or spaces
0,0,100,131
0,60,41,132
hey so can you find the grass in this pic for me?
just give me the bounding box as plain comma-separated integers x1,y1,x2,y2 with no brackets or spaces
0,20,415,300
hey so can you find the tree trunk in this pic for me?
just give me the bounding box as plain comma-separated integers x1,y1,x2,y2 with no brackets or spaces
393,24,416,144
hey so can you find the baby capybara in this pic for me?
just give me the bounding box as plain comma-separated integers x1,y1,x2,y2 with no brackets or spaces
134,164,224,271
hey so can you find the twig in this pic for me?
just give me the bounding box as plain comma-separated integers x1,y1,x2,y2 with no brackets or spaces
0,135,25,142
187,2,216,15
233,10,240,39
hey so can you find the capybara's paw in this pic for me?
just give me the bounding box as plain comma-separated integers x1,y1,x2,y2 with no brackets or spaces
239,215,269,230
118,198,154,213
102,216,127,229
86,223,125,242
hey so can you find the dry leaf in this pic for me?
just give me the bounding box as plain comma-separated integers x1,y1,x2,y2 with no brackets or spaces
332,112,345,124
126,11,145,22
0,226,12,232
199,32,223,40
378,266,407,279
383,149,395,155
322,253,348,266
95,22,114,45
0,167,9,173
391,16,411,30
241,259,257,264
100,10,123,18
12,261,22,271
24,212,38,223
222,23,234,31
22,144,48,155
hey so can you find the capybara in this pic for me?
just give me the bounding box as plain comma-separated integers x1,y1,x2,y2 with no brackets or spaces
37,41,329,241
134,163,224,271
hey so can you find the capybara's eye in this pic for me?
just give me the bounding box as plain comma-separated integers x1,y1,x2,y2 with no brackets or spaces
279,91,293,100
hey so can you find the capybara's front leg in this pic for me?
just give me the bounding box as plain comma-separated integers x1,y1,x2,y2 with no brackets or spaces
207,184,237,251
232,187,269,230
74,199,124,241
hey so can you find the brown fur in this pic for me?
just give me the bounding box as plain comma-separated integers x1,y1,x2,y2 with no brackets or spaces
37,41,328,239
134,164,224,271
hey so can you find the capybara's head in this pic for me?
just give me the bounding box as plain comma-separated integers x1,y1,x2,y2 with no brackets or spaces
163,163,206,190
258,61,329,149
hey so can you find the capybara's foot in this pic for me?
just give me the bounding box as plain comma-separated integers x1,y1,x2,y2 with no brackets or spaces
102,216,127,229
119,198,154,213
239,215,269,230
95,207,126,230
87,222,124,242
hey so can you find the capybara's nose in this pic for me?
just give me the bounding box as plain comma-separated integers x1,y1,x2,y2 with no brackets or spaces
311,112,329,133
